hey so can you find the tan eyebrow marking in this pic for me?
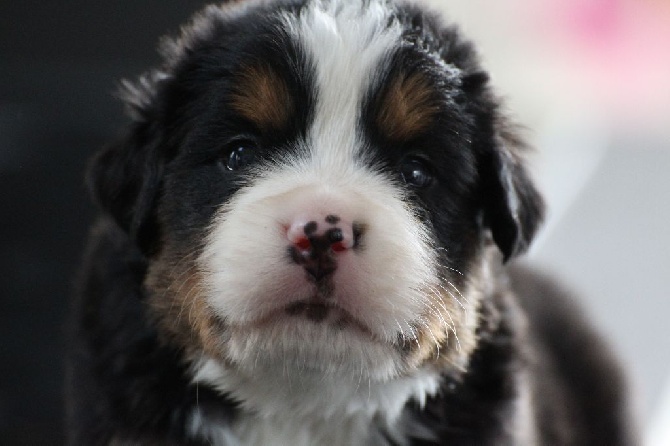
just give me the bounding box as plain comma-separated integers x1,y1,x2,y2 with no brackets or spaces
376,71,440,141
230,64,293,131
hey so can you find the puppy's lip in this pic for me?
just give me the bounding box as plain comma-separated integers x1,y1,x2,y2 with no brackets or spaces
286,299,376,336
284,299,336,316
245,298,375,337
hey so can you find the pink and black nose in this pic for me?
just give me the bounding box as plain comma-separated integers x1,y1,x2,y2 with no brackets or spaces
287,214,360,281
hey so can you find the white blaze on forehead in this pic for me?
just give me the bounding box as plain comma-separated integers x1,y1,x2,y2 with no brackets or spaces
282,0,401,169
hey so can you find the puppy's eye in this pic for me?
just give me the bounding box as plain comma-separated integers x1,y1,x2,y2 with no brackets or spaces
223,141,257,171
400,157,433,188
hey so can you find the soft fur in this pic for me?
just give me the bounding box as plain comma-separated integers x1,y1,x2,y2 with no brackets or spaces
66,1,637,444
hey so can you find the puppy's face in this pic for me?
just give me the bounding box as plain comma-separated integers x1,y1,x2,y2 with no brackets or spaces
91,0,543,382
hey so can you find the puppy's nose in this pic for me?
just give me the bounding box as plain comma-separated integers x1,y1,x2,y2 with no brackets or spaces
287,214,356,253
286,214,360,281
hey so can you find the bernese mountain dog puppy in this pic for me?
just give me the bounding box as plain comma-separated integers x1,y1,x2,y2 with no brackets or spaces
66,0,637,444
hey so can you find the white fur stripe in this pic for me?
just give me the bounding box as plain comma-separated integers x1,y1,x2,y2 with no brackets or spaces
283,0,401,169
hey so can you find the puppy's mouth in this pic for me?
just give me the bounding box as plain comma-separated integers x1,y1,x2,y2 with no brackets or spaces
285,300,332,321
245,297,374,337
284,299,364,328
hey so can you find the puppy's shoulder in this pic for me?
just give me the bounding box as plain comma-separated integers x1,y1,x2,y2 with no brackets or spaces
507,263,615,362
507,264,638,446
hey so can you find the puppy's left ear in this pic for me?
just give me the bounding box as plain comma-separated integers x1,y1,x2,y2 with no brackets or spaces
479,124,545,262
86,74,169,255
86,118,165,255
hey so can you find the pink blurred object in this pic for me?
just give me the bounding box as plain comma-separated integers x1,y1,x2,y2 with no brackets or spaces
535,0,670,123
564,0,624,48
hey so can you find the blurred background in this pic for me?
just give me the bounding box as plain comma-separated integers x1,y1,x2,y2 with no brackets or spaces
424,1,670,445
1,0,668,444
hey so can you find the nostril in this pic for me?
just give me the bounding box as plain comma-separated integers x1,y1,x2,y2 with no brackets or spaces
326,228,347,253
295,236,311,251
331,241,347,253
287,219,315,248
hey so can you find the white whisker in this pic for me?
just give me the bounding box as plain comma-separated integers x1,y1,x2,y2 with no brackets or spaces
424,285,456,331
434,281,467,313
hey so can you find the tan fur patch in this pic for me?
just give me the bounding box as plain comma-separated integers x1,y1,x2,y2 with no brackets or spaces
230,64,293,131
404,280,479,371
377,71,440,141
145,253,226,360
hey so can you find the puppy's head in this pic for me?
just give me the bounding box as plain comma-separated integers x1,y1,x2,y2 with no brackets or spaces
89,0,543,383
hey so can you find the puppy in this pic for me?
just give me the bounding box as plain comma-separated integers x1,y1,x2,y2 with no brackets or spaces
66,0,637,444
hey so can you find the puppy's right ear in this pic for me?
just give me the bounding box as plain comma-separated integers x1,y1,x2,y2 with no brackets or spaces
87,115,165,254
478,124,545,262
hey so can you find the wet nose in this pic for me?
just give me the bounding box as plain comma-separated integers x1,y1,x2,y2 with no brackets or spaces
286,214,359,281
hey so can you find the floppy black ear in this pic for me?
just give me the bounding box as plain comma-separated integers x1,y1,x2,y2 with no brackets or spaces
87,118,165,254
480,127,545,262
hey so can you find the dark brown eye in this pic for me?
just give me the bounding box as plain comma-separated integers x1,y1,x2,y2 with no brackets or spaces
400,157,433,188
223,141,257,171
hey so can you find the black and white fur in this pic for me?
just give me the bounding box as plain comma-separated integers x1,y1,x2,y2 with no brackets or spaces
66,0,637,444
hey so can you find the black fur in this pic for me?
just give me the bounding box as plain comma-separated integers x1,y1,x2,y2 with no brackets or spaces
67,1,636,444
66,220,238,445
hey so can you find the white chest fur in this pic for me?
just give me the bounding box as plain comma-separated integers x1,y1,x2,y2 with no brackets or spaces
188,357,442,446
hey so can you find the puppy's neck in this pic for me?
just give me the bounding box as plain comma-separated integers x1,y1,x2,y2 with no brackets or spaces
189,356,442,445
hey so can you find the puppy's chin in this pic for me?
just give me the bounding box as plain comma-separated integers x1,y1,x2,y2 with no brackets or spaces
223,313,406,382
